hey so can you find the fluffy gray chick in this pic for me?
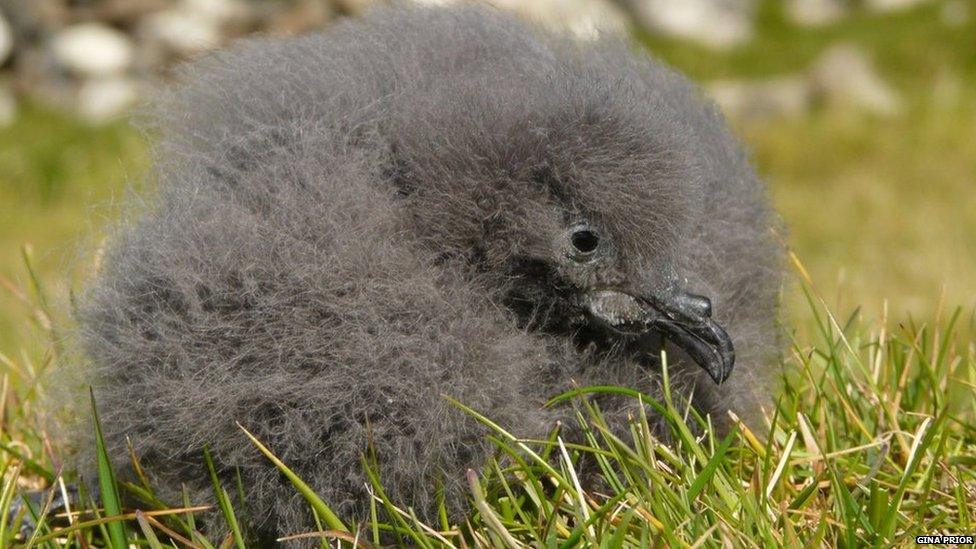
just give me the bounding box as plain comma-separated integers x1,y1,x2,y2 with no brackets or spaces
72,4,782,543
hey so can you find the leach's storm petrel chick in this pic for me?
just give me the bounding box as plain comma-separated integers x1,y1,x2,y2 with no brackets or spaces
69,4,782,542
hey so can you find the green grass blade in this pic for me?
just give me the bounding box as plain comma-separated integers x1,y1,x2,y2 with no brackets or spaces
687,428,737,501
135,510,165,549
90,388,128,549
878,414,940,541
0,464,20,546
237,423,349,533
0,441,56,483
202,445,246,549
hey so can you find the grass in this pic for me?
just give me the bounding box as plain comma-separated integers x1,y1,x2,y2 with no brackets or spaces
0,1,973,546
0,253,972,546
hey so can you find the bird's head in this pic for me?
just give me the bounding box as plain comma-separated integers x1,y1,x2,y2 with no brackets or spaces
386,41,735,384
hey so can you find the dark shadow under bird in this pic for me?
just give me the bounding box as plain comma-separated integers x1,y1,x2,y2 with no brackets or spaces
61,3,783,544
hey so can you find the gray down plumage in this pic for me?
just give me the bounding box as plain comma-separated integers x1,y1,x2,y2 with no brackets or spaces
66,3,783,544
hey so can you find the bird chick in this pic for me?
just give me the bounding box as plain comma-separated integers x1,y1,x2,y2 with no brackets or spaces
67,4,783,543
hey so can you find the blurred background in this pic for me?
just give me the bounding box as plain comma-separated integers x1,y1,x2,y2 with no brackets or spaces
0,0,973,354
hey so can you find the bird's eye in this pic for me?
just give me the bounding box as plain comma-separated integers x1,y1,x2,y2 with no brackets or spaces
570,226,600,257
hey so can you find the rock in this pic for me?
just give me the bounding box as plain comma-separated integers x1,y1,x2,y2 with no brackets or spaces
708,76,813,122
491,0,629,39
707,43,906,121
74,0,170,25
77,76,140,123
0,8,12,66
139,0,254,58
865,0,932,12
0,83,15,127
0,0,70,40
622,0,756,48
141,8,222,57
809,43,902,116
49,23,135,77
333,0,381,15
182,0,251,24
267,0,335,35
785,0,848,26
413,0,628,38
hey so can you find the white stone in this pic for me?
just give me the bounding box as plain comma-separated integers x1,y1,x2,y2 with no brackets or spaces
708,76,813,121
415,0,626,38
786,0,847,26
0,8,13,66
810,43,902,116
50,23,135,77
139,0,248,58
181,0,250,24
625,0,755,48
865,0,932,12
77,77,140,123
491,0,629,39
0,84,15,127
143,8,222,56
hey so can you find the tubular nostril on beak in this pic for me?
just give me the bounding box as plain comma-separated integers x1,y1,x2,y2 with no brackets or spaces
675,292,712,320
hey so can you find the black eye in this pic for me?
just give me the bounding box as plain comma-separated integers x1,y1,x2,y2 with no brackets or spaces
570,227,600,255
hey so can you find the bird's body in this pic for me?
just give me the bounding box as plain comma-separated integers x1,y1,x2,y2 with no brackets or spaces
70,4,782,543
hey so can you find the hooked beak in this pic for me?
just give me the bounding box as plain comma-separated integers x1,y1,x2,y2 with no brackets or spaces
585,289,735,384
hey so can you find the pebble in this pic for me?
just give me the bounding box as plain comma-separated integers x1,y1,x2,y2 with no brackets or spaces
50,23,135,77
141,8,222,56
709,76,813,122
623,0,756,49
77,76,140,123
810,43,903,117
0,8,12,66
496,0,628,39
